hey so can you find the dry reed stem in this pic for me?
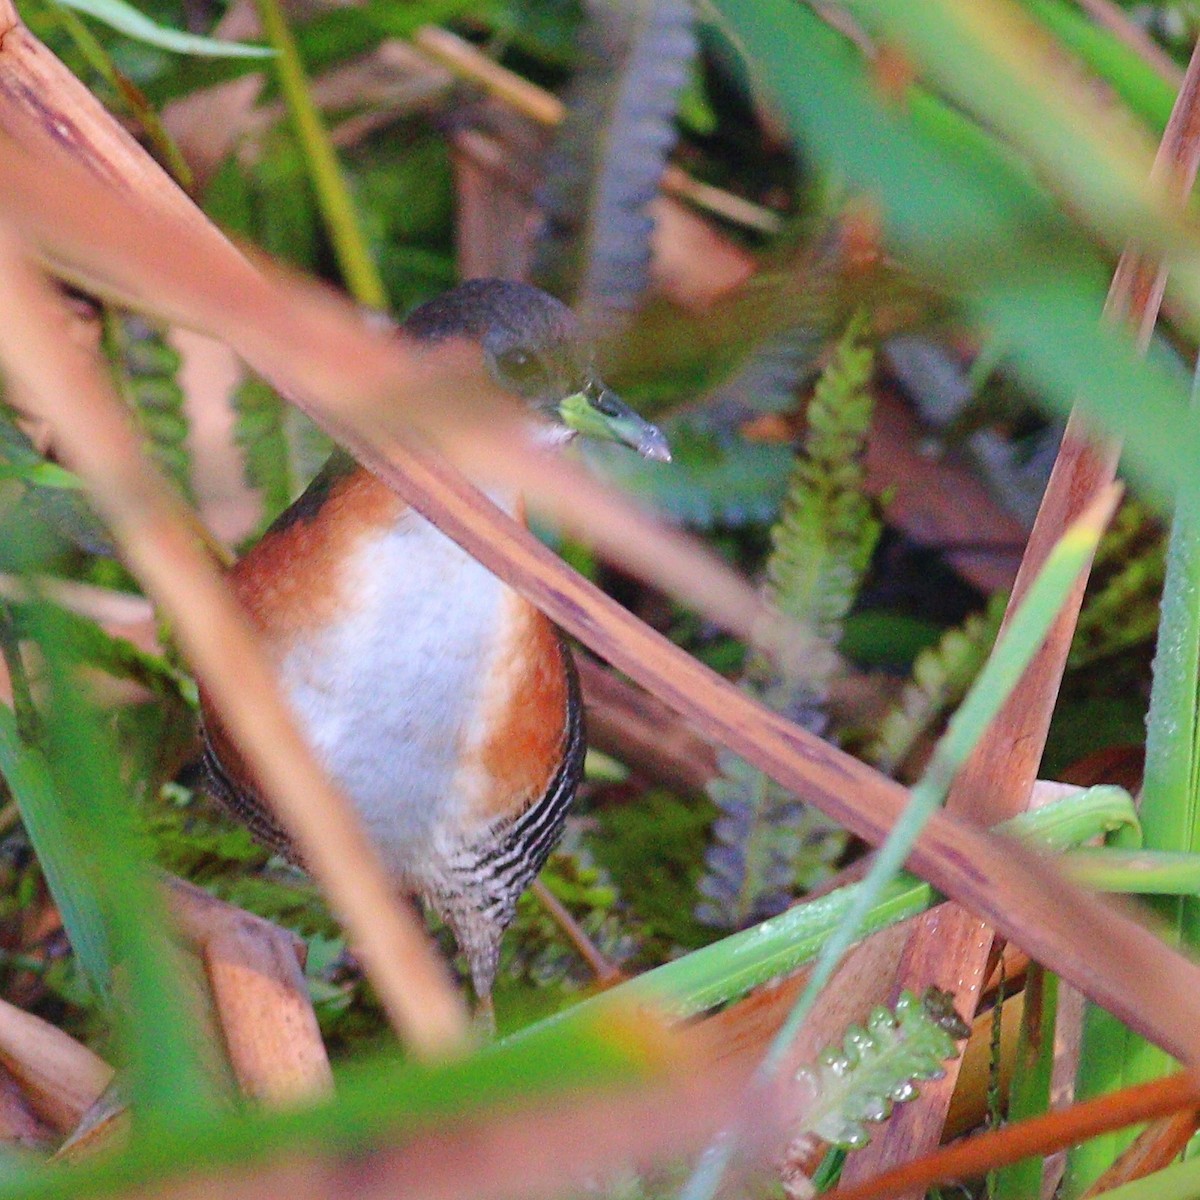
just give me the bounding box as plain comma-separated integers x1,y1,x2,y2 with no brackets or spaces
0,1068,54,1150
828,1073,1200,1200
0,997,112,1133
0,230,469,1057
1080,1104,1200,1196
2,2,1200,1083
836,36,1200,1192
168,879,332,1104
577,656,718,792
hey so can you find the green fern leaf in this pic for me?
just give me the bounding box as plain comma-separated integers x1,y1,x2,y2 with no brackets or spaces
699,317,880,928
231,375,293,526
104,313,193,502
1070,499,1164,668
0,409,112,556
765,314,879,640
1069,549,1163,668
795,988,970,1151
868,590,1008,776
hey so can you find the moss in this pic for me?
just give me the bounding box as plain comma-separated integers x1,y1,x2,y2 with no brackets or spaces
587,789,716,960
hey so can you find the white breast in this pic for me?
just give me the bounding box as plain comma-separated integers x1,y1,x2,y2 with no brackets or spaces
276,505,510,880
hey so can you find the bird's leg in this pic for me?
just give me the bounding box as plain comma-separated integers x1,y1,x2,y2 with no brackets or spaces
472,991,496,1039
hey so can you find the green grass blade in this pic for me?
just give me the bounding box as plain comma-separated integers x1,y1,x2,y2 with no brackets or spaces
840,2,1181,265
522,786,1136,1030
14,605,223,1127
54,0,273,57
1066,321,1200,1197
252,0,386,309
993,968,1059,1200
1015,0,1175,132
1143,361,1200,874
1063,848,1200,894
0,705,111,998
1085,1155,1200,1200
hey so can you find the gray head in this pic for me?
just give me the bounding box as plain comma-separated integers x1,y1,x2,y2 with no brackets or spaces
403,280,670,461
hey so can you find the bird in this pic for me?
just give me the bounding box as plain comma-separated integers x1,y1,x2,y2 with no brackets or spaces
197,278,669,1010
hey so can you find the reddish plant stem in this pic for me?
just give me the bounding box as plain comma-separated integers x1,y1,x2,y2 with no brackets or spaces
830,1073,1200,1200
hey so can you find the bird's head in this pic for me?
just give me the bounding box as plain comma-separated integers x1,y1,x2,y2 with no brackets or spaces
402,279,671,462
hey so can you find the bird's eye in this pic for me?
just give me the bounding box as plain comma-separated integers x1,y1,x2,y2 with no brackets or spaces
496,347,545,386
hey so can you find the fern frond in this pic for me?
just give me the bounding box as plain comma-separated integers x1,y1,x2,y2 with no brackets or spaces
232,373,336,535
696,749,843,927
793,988,970,1151
766,314,879,639
13,601,196,707
231,375,293,528
867,591,1007,777
699,318,879,928
1069,547,1163,668
533,0,695,329
104,313,192,502
1070,499,1163,668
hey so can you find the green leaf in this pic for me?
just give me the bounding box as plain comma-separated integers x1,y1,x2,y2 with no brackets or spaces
1067,313,1200,1196
1014,0,1175,132
526,785,1138,1029
55,0,274,57
795,988,969,1151
1063,848,1200,894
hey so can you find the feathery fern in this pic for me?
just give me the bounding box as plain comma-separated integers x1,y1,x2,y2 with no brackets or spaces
764,317,879,646
1070,498,1163,668
231,375,335,534
698,318,880,928
232,375,294,529
533,0,695,331
103,312,193,503
790,988,969,1153
867,591,1008,777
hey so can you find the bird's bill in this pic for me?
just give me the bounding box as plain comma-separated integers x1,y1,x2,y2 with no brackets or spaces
557,387,672,462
